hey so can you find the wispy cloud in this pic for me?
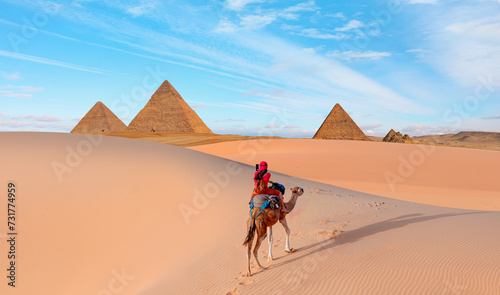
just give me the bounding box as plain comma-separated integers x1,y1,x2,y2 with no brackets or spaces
482,115,500,120
427,11,500,87
0,120,71,130
11,114,61,122
126,1,156,17
240,13,277,30
2,93,31,98
214,118,246,122
335,19,365,32
0,72,20,80
190,104,207,109
360,124,382,130
0,85,43,98
326,12,346,20
279,0,319,20
298,28,348,40
0,49,126,76
3,85,43,92
402,124,457,135
407,0,438,4
224,0,264,11
215,19,239,33
327,50,391,61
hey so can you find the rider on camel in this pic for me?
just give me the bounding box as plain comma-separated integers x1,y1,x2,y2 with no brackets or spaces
252,161,289,213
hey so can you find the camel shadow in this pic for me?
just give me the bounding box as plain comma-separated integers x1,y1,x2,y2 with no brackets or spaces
269,211,490,270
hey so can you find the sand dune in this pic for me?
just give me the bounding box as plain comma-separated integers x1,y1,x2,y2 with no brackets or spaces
192,139,500,211
1,133,499,294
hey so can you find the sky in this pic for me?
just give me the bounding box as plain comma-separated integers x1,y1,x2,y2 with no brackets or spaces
0,0,499,137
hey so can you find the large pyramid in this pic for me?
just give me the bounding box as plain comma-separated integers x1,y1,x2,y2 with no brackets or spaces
313,103,368,140
71,101,127,133
125,80,212,133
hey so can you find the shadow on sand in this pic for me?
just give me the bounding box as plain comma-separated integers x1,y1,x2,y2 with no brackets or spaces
266,211,490,271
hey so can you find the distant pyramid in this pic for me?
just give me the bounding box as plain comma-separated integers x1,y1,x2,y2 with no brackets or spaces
71,101,127,133
125,80,212,133
383,129,413,143
313,103,368,140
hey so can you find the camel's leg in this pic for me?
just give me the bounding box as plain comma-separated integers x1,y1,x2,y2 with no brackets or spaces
279,218,292,253
267,226,273,261
253,231,267,270
246,235,253,276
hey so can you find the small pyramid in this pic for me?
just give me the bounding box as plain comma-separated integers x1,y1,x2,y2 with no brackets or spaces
383,129,413,143
71,101,127,133
313,103,368,140
383,129,396,142
125,80,212,133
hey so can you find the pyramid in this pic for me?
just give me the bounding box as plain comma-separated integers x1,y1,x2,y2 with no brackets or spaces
71,101,127,133
383,129,413,143
125,80,212,133
313,103,368,140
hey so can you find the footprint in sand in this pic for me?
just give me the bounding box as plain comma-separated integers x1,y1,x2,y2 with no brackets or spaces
331,230,344,239
239,280,254,286
226,289,239,295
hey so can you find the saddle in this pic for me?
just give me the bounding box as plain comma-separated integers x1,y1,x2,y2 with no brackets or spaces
250,194,281,210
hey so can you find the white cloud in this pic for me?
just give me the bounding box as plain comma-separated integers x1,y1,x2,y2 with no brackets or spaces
190,104,207,109
298,28,348,40
360,124,382,130
12,114,61,122
126,2,156,17
335,20,365,32
428,13,500,87
327,50,392,61
1,72,20,80
0,49,124,76
214,118,246,122
3,85,43,93
215,19,239,33
482,115,500,120
402,124,458,135
405,48,432,59
238,34,432,115
265,124,280,128
303,45,325,54
240,13,277,30
445,17,500,39
0,120,71,131
407,0,438,4
1,93,31,98
224,0,264,11
279,0,319,20
326,12,346,20
284,0,318,13
0,85,43,98
406,49,432,54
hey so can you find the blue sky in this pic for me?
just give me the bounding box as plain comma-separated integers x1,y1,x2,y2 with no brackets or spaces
0,0,499,137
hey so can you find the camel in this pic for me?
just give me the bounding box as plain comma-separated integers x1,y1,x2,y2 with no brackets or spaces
243,186,304,276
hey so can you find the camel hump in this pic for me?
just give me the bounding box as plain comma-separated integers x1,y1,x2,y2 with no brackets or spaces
251,195,280,210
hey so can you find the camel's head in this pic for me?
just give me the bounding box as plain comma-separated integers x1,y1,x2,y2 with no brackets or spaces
290,186,304,196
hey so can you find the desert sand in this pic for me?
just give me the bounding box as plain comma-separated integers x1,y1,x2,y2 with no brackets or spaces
1,133,499,295
192,139,500,211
